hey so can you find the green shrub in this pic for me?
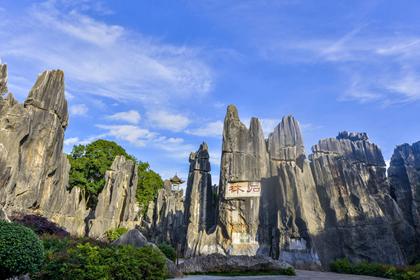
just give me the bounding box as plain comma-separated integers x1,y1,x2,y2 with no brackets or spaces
105,227,128,242
0,221,44,278
330,258,420,280
33,235,167,280
330,258,352,274
68,139,163,210
158,242,176,262
107,245,167,280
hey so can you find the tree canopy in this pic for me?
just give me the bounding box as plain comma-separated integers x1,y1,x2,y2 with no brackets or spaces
68,139,163,210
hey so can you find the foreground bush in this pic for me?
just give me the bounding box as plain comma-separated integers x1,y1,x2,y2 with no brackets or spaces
0,221,44,278
158,242,176,262
105,227,128,242
33,235,167,280
330,258,420,280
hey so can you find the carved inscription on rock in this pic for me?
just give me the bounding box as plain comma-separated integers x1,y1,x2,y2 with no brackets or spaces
225,181,261,199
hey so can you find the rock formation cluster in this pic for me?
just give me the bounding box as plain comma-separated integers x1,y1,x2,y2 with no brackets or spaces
0,64,418,268
0,64,141,238
182,105,419,268
143,180,185,249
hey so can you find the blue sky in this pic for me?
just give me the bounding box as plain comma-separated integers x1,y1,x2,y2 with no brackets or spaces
1,0,420,185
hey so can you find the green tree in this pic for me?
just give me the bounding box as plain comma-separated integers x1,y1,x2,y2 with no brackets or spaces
68,139,163,210
68,140,134,207
136,162,163,211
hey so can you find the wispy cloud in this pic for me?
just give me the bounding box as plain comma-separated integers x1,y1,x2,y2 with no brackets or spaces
146,110,191,132
186,121,223,137
96,124,156,147
0,0,213,106
69,104,88,116
107,110,141,124
259,26,420,105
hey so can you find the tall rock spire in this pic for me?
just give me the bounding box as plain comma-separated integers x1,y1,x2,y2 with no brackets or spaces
0,66,87,235
184,142,217,257
0,64,8,95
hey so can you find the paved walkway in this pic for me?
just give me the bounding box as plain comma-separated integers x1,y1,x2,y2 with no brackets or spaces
181,270,388,280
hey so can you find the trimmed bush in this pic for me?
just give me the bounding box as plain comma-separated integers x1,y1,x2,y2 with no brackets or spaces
105,227,128,242
33,234,167,280
158,242,176,262
0,221,44,278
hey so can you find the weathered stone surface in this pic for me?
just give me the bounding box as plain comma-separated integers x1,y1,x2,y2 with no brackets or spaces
89,156,141,238
388,141,420,261
144,180,184,250
0,66,88,235
112,229,152,247
0,207,10,222
183,105,418,268
178,254,292,274
389,142,420,229
260,116,324,269
0,65,141,238
217,106,269,256
0,64,7,95
184,143,219,257
310,133,408,266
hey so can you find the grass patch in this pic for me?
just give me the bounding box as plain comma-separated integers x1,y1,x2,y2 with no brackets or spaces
189,267,295,276
330,258,420,280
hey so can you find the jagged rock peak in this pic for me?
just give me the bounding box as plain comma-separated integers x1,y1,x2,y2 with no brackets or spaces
226,104,240,122
0,64,8,95
312,131,385,167
268,115,305,161
24,70,68,127
337,131,369,141
189,142,211,172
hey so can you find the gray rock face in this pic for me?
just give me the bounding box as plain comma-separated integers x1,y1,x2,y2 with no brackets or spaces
144,180,184,250
0,65,87,235
389,142,420,229
184,105,418,268
388,141,420,261
178,254,292,274
217,106,269,256
261,116,324,269
0,64,141,238
89,156,141,238
185,106,322,267
184,143,218,257
0,207,10,222
310,133,409,266
112,229,152,247
0,64,7,95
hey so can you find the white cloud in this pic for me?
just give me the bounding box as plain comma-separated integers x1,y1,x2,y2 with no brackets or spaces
96,124,156,147
186,121,223,137
258,26,420,105
107,110,141,124
65,90,74,100
154,136,195,160
64,137,80,146
209,151,221,166
69,104,88,116
147,110,191,132
0,0,213,106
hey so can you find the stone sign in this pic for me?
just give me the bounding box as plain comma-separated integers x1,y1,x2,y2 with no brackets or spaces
225,181,261,199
